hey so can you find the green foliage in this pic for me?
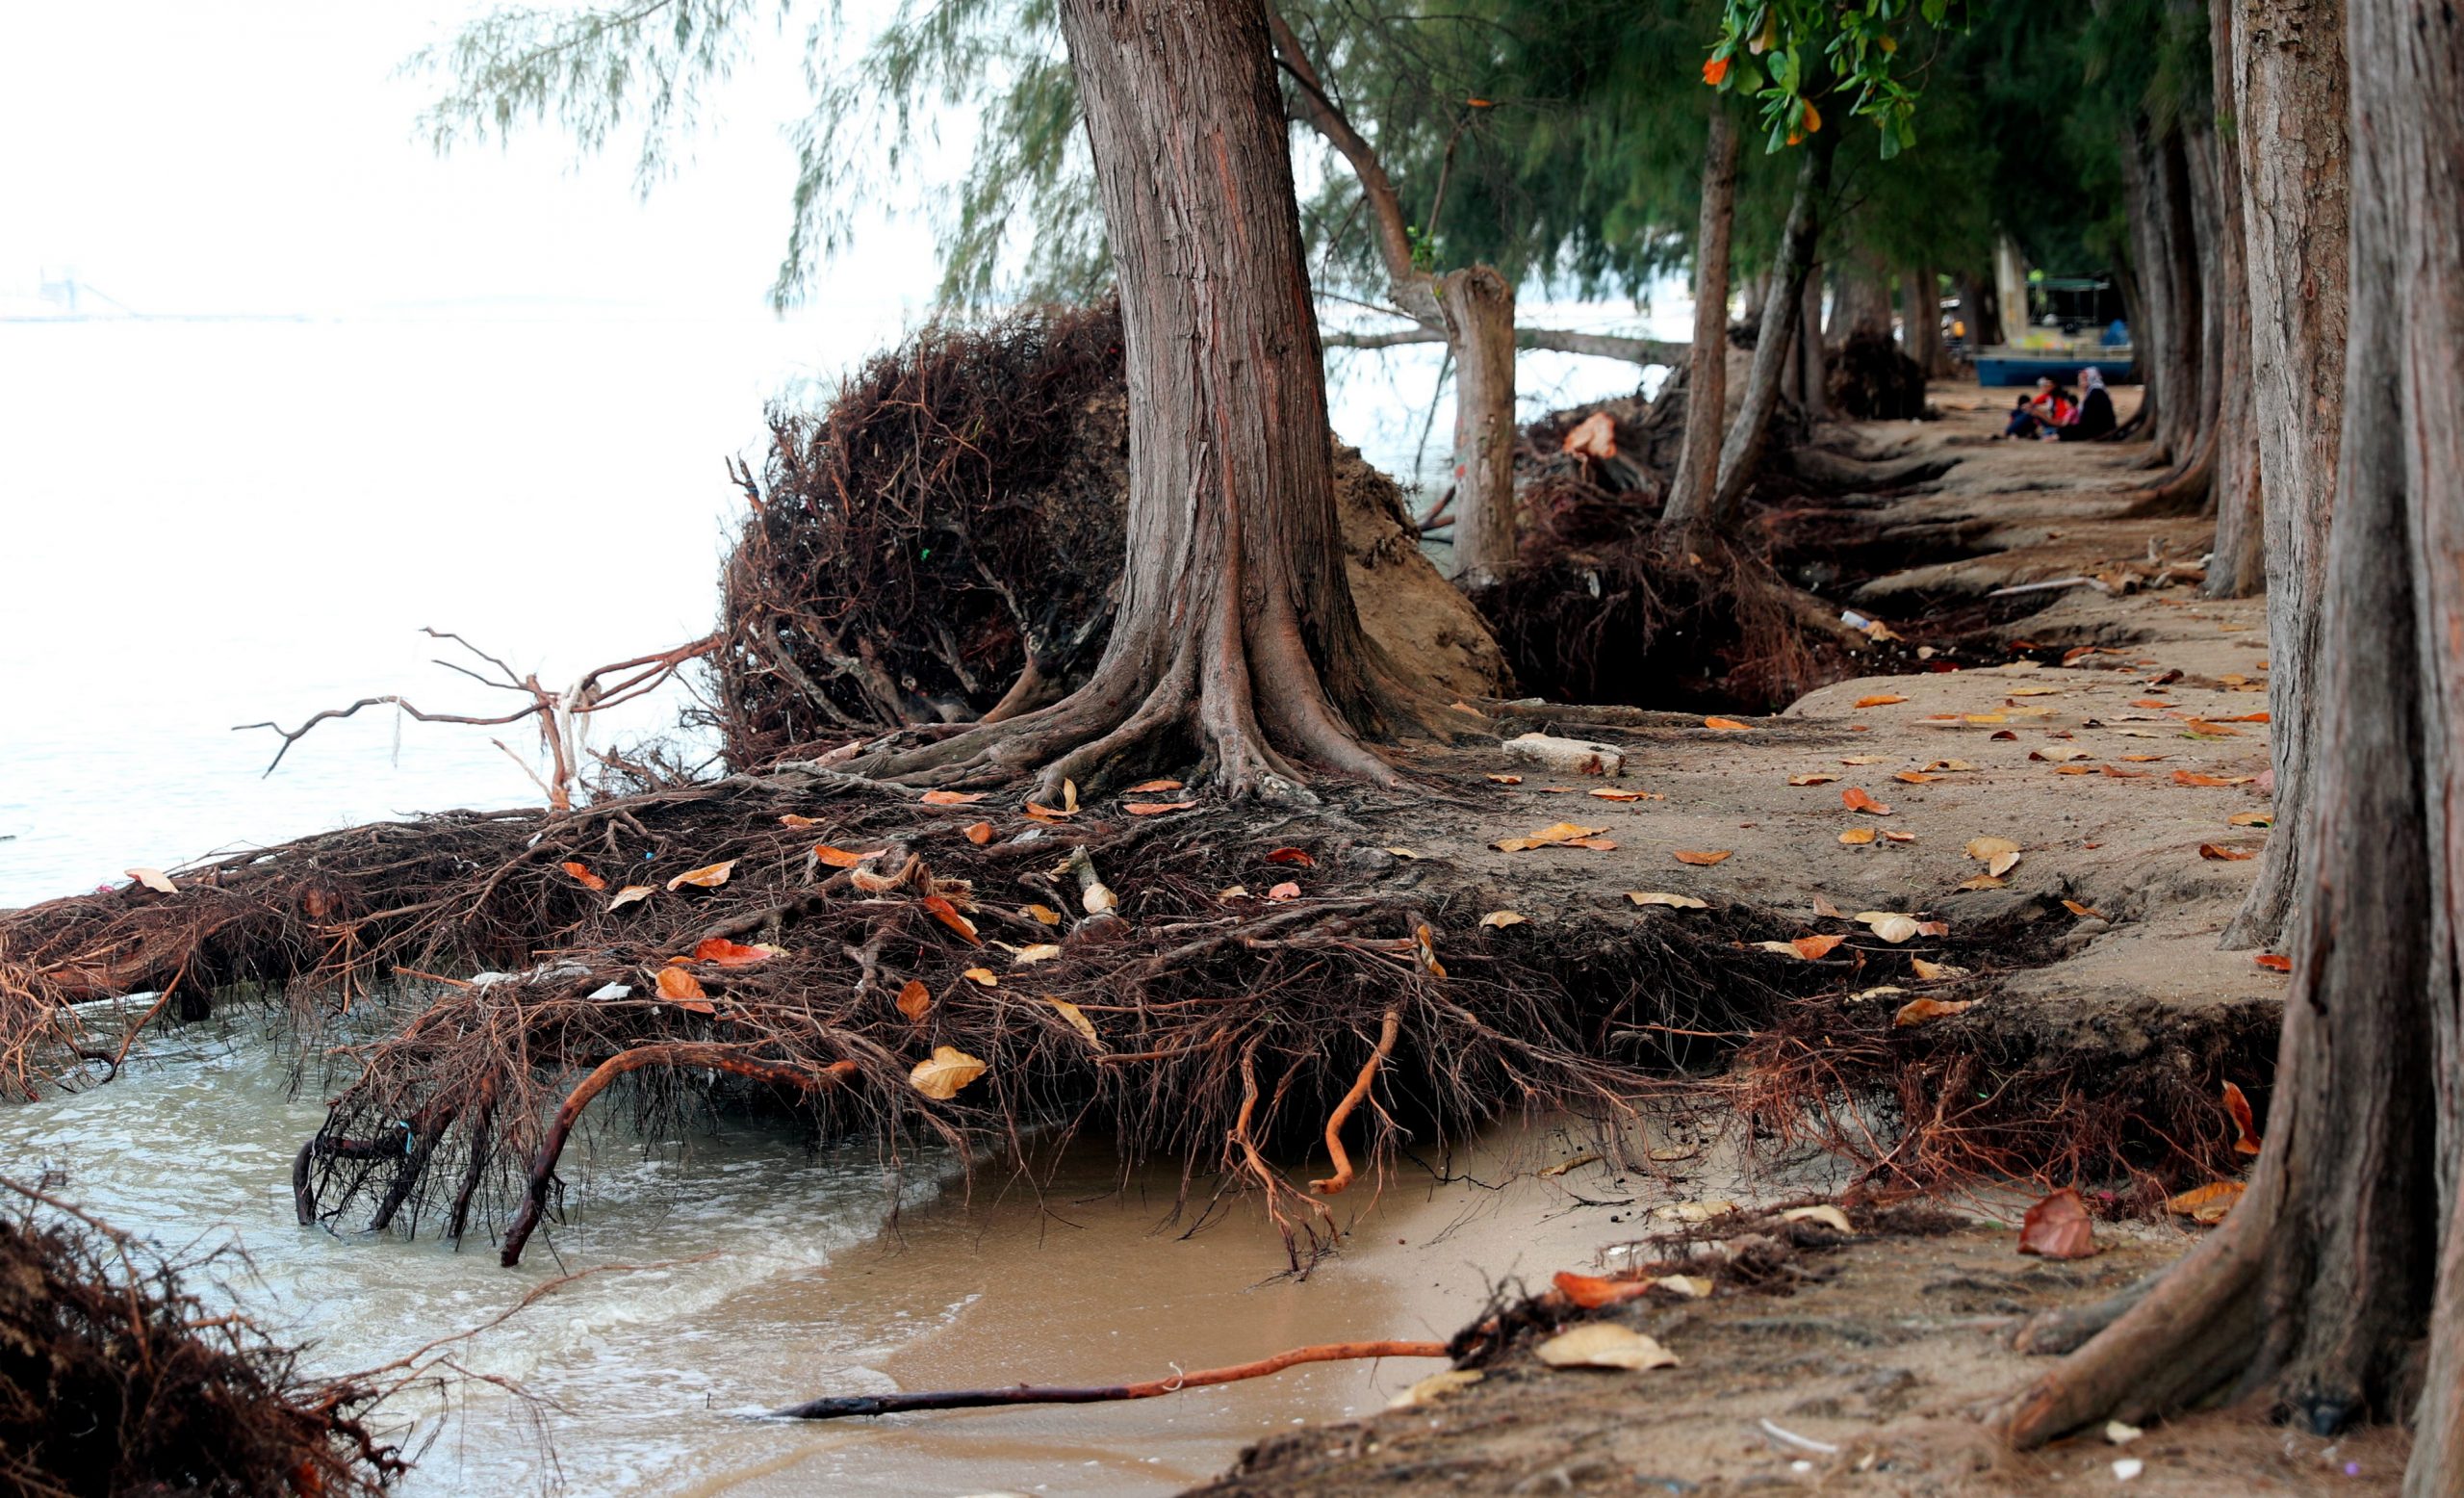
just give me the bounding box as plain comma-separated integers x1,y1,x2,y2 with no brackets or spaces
1704,0,1969,158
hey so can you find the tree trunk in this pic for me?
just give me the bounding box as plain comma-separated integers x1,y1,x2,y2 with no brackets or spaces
863,0,1437,800
2118,134,2167,451
1661,111,1740,534
2204,0,2264,597
1999,6,2464,1485
2148,124,2207,468
1829,260,1891,345
1905,266,1949,377
1440,265,1518,585
2218,0,2350,952
1710,130,1836,524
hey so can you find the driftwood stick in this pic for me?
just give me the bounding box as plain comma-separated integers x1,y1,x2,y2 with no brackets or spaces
769,1339,1451,1420
500,1048,856,1267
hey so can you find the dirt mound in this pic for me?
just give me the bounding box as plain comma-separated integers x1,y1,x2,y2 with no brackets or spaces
712,302,1505,769
1,1177,398,1497
1827,327,1931,421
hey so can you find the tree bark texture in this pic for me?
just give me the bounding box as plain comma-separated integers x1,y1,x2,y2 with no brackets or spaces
2204,0,2265,597
1439,265,1518,584
1711,131,1836,524
2118,132,2168,450
1662,111,1740,534
2001,7,2464,1485
1906,266,1950,377
1796,271,1829,421
862,0,1429,799
2218,0,2350,951
1828,260,1891,345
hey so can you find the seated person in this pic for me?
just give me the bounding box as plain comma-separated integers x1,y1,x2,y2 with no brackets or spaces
2004,378,2068,438
2057,367,2118,441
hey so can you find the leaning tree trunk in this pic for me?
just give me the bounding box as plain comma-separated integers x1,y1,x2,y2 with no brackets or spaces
1998,6,2464,1486
861,0,1440,801
1439,266,1518,585
2218,0,2350,952
2203,1,2264,596
1661,110,1740,535
1709,130,1837,523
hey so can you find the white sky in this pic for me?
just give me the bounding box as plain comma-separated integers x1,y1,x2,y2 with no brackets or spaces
0,1,930,318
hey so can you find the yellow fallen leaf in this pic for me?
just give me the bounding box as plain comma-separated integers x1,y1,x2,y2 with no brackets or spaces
607,884,653,911
1964,836,2020,862
1838,828,1877,845
2228,812,2273,827
665,859,738,891
1893,996,1977,1027
909,1046,988,1099
2165,1180,2246,1224
2009,686,2061,696
1655,1275,1714,1299
1534,1324,1680,1371
1479,911,1528,929
962,967,998,987
1485,773,1524,785
1674,849,1732,865
1911,958,1969,980
1023,903,1063,926
125,867,178,894
1046,997,1102,1048
1855,694,1909,708
1628,891,1708,910
1989,850,2022,877
1013,943,1064,966
1893,771,1938,784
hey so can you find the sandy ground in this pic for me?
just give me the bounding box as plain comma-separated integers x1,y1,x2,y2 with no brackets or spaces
649,385,2331,1496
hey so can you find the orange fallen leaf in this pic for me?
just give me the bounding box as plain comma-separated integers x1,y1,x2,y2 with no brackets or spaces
2166,1181,2246,1224
963,821,995,845
1553,1271,1654,1309
2229,812,2274,827
1265,847,1316,866
1674,849,1732,865
690,938,779,967
896,978,933,1019
1788,773,1839,787
2056,763,2096,776
2223,1081,2264,1154
2101,765,2148,779
2119,754,2170,762
815,843,884,868
2212,711,2271,723
1486,773,1525,786
962,967,997,988
1126,801,1198,815
1840,754,1886,765
1841,787,1893,815
2174,771,2254,788
1792,934,1847,960
1562,410,1618,459
665,859,737,891
1562,836,1619,850
1884,831,1917,843
2199,843,2257,861
1854,694,1909,708
920,789,990,806
1588,788,1645,802
1023,903,1063,926
655,966,715,1014
1704,716,1752,732
2255,953,2292,971
2063,899,2104,917
1124,777,1184,793
1839,828,1877,845
1892,771,1938,784
780,814,822,828
1957,873,2005,890
1893,996,1977,1027
2132,699,2176,709
560,861,606,892
2017,1187,2096,1259
1024,801,1079,820
920,893,980,944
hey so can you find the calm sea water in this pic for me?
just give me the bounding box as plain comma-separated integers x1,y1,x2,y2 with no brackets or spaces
0,307,1679,1493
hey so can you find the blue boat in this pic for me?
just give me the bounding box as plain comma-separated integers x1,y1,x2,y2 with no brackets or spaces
1974,348,2139,387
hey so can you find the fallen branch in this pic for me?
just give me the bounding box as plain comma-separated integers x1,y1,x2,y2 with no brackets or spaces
1310,1008,1401,1195
768,1339,1451,1420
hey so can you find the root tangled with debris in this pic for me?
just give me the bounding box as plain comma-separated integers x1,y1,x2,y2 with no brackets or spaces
0,1176,399,1497
710,302,1505,771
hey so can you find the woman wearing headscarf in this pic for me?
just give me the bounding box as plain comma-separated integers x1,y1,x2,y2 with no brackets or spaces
2057,366,2118,441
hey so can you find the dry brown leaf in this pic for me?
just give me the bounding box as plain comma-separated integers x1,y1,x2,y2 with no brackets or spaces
920,893,981,944
2119,754,2169,762
1561,410,1618,458
1265,847,1316,866
2223,1081,2264,1154
2199,843,2257,861
1792,933,1847,960
1673,849,1732,865
1267,881,1301,902
1479,910,1528,929
1842,788,1892,815
896,978,932,1020
920,789,989,806
1123,777,1184,793
1553,1271,1654,1309
909,1046,988,1099
654,966,715,1014
815,844,883,868
1588,788,1646,802
1893,771,1938,785
1855,694,1910,708
1046,997,1102,1048
1884,831,1918,843
2166,1181,2246,1224
2017,1187,2097,1259
1894,996,1977,1027
1840,754,1886,765
963,821,995,845
607,885,653,912
961,967,997,988
1013,943,1064,966
2063,899,2104,917
2228,812,2273,827
1811,893,1844,917
1704,716,1752,732
2031,747,2091,762
1910,958,1969,980
1781,1204,1855,1233
691,938,780,967
1925,759,1978,772
557,861,603,892
2173,771,2254,788
1386,1369,1486,1410
1866,914,1920,943
1534,1323,1680,1372
1023,903,1064,926
665,859,737,891
1787,772,1839,787
1024,801,1078,820
1956,873,2005,891
1627,891,1708,910
2009,686,2061,697
779,814,821,828
1485,773,1525,785
1126,801,1199,815
1838,828,1877,845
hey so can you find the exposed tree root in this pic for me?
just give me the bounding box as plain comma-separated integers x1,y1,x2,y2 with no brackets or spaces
770,1338,1451,1420
1309,1008,1400,1196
